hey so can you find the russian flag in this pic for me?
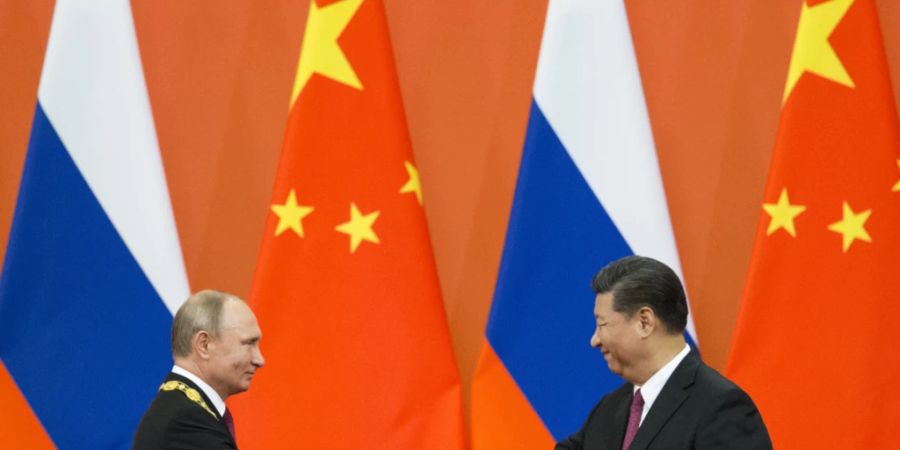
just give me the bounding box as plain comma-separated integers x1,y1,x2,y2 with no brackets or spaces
471,0,697,447
0,0,189,448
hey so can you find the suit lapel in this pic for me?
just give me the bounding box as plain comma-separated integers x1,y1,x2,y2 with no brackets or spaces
163,372,237,447
627,351,699,450
166,372,223,421
606,385,634,450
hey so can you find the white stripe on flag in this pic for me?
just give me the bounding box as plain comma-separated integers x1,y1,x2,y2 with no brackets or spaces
533,0,696,341
37,0,190,314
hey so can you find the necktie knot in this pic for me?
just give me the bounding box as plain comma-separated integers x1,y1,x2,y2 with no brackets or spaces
631,389,645,412
622,389,644,450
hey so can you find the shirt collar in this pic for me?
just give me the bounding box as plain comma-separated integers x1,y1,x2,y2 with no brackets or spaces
172,365,227,416
633,343,691,424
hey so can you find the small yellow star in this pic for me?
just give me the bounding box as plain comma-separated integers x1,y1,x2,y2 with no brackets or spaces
335,203,380,253
291,0,364,106
399,161,422,205
783,0,855,104
762,188,807,237
271,189,315,237
827,201,872,252
892,160,900,192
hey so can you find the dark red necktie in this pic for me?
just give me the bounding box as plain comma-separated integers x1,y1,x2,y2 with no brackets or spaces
621,389,644,450
222,409,235,439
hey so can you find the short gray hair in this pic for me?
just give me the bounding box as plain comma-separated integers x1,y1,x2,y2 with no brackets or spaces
171,290,243,358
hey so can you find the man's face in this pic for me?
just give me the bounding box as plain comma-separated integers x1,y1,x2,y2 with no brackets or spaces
206,301,264,398
590,292,643,382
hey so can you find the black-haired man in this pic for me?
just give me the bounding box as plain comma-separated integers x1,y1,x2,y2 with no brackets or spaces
556,256,771,450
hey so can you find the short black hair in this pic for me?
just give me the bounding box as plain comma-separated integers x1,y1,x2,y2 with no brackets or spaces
591,255,687,334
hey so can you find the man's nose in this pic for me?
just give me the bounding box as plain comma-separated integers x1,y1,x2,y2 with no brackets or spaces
253,348,265,368
590,331,601,349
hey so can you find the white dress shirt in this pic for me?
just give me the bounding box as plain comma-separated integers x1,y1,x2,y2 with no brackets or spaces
172,365,227,417
633,343,691,425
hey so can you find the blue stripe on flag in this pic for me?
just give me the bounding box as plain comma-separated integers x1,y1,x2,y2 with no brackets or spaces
0,104,175,449
486,100,633,440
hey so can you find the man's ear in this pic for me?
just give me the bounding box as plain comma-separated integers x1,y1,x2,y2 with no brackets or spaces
193,331,212,360
636,306,656,338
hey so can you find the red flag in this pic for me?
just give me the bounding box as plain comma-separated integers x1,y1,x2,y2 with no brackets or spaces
727,0,900,447
229,0,467,448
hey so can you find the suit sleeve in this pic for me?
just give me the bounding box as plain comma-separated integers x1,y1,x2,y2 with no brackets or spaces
696,387,772,450
164,407,236,450
555,427,584,450
555,397,605,450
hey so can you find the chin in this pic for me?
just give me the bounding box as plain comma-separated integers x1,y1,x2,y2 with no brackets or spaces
605,362,623,376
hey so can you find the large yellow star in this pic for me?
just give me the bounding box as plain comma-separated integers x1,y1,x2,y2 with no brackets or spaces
783,0,855,104
892,160,900,192
271,189,315,237
335,203,380,253
291,0,364,105
399,161,422,205
827,201,872,252
762,188,806,237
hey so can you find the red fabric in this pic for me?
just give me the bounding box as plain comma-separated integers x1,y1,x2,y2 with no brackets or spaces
726,0,900,448
228,0,467,448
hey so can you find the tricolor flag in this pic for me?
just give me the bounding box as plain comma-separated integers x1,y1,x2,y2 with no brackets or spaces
727,0,900,447
471,1,696,448
228,0,467,448
0,0,190,448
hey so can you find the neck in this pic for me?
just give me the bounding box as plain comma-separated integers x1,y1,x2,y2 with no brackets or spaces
173,357,229,400
173,357,202,378
630,336,686,386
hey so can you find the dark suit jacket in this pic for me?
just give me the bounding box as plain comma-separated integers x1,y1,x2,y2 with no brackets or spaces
133,372,237,450
556,351,771,450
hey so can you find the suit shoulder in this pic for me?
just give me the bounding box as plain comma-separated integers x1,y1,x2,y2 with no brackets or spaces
689,362,773,448
134,389,230,450
693,360,749,396
583,382,632,422
597,382,633,408
152,387,217,417
690,361,764,420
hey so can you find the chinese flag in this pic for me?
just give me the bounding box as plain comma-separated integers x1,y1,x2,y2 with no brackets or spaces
228,0,467,448
726,0,900,447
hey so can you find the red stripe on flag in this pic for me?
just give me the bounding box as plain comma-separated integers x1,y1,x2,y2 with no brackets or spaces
0,362,54,449
471,341,555,450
